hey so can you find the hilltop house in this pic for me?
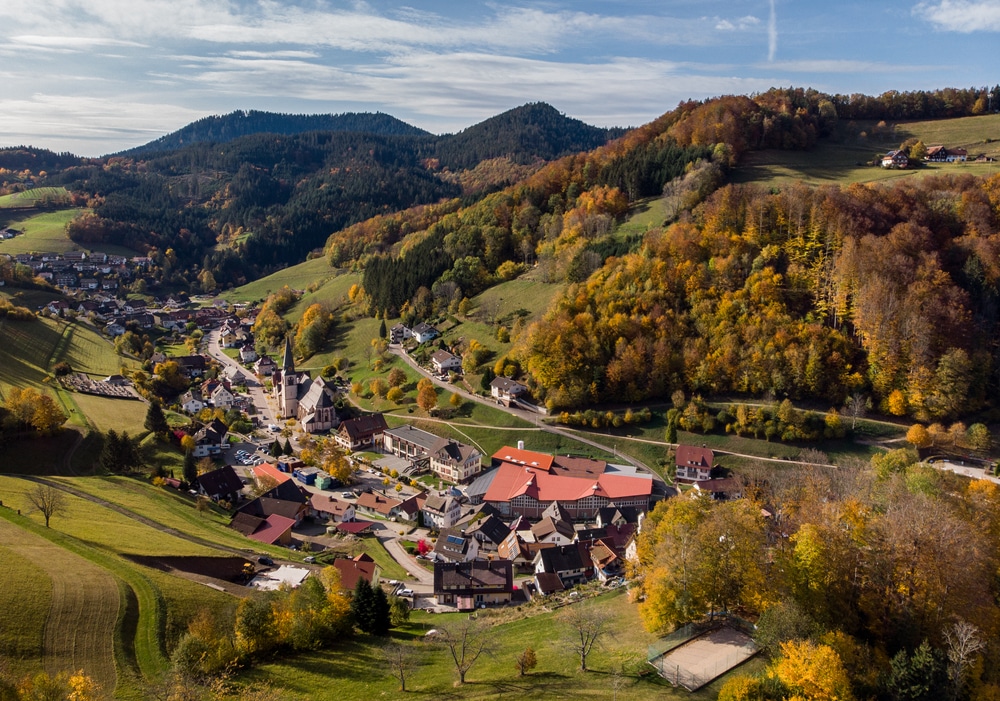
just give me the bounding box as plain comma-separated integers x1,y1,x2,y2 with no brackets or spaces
675,445,714,482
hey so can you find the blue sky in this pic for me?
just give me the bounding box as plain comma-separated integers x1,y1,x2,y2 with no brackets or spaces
0,0,996,156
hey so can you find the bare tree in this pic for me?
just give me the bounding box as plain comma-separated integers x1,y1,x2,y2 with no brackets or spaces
437,619,496,684
381,641,416,692
26,484,66,528
945,619,985,700
845,392,871,431
561,602,614,672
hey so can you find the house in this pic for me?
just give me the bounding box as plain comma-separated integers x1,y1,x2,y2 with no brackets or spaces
881,150,909,168
675,445,714,482
411,322,439,343
433,560,514,609
238,496,308,527
355,491,403,519
192,418,229,458
396,493,426,523
309,494,356,523
530,515,576,545
175,355,208,378
490,377,528,406
429,438,482,482
254,355,277,377
333,554,380,591
210,384,235,410
432,528,481,563
463,513,510,553
389,323,412,344
335,413,389,451
196,465,244,504
692,477,742,501
230,512,296,546
181,390,205,414
430,350,462,375
422,494,462,530
926,145,968,162
239,343,258,364
80,278,99,290
55,273,77,287
533,543,591,588
480,445,653,520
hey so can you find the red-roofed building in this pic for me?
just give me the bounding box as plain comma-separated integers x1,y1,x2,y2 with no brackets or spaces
332,554,380,590
483,446,652,520
245,514,296,545
253,463,292,487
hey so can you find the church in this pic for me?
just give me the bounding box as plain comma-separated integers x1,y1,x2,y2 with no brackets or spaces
272,337,341,433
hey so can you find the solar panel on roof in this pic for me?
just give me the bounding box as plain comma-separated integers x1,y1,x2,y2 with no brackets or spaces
446,535,464,545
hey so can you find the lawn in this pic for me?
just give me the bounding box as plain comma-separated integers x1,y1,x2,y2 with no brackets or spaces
0,208,84,255
239,589,745,700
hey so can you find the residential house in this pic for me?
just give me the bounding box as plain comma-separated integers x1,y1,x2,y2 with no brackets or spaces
411,322,439,343
432,528,481,563
692,477,742,501
309,494,356,523
462,513,510,553
881,150,909,168
389,323,412,344
675,445,714,482
238,496,308,527
422,494,462,530
433,560,514,609
490,377,528,406
333,554,380,591
175,355,208,378
239,343,258,363
230,512,295,546
382,424,481,482
180,390,205,414
80,278,99,290
396,493,425,523
533,543,591,588
335,413,388,451
430,350,462,375
192,418,229,458
254,355,277,377
429,438,482,482
196,465,244,504
355,491,403,519
530,515,576,546
210,384,235,410
55,273,77,287
105,322,125,337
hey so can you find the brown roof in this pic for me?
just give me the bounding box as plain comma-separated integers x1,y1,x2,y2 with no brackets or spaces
340,413,389,441
332,557,378,591
356,491,401,516
433,559,513,595
675,445,713,469
230,512,265,536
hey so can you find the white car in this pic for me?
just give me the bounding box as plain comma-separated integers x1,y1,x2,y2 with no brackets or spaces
398,589,414,597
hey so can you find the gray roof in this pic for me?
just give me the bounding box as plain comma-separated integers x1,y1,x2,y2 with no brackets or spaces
384,424,440,452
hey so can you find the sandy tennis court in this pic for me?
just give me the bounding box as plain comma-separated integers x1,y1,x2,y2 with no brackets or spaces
653,626,757,691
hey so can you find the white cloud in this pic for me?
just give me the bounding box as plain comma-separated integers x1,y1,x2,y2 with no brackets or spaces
715,15,761,31
10,35,147,49
915,0,1000,31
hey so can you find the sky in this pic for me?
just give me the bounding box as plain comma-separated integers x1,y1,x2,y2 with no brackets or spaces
0,0,997,157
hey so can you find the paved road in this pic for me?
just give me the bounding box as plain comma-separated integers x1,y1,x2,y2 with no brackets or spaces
205,329,277,429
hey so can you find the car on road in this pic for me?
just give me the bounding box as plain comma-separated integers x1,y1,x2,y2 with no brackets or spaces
303,556,316,563
341,492,354,499
257,556,274,566
268,424,280,432
398,589,414,597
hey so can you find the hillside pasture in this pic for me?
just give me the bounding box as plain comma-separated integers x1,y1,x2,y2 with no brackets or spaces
0,208,82,255
0,187,70,209
0,541,52,679
734,113,1000,188
0,515,119,694
50,320,128,378
223,256,344,303
0,317,66,396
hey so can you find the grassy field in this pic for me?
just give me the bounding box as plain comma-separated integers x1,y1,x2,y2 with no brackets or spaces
0,540,53,680
223,257,347,304
240,588,750,700
0,187,70,209
733,113,1000,188
0,208,83,254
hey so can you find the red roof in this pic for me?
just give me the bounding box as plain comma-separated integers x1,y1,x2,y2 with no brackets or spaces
246,514,296,544
483,463,651,504
336,520,374,534
491,446,554,472
254,463,291,485
332,557,378,590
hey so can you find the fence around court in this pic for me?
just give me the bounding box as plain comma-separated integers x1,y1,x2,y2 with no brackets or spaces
646,613,756,662
650,636,759,691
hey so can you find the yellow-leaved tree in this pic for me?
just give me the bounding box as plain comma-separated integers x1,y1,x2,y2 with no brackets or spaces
770,639,855,701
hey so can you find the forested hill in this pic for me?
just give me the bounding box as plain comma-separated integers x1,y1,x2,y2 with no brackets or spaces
432,103,626,170
118,110,431,156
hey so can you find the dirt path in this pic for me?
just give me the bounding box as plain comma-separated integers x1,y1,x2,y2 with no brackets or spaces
0,518,118,694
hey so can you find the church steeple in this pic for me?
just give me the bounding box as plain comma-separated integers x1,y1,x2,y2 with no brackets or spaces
282,336,295,372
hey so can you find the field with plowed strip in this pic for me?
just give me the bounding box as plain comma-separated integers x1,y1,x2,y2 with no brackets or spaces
0,516,118,694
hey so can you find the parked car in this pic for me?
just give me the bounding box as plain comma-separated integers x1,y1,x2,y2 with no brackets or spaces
257,556,274,566
304,556,316,564
398,589,414,597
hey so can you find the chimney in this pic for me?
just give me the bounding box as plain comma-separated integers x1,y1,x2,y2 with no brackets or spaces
517,440,525,450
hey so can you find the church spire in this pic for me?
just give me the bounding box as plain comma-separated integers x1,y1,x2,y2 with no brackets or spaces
282,335,294,372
